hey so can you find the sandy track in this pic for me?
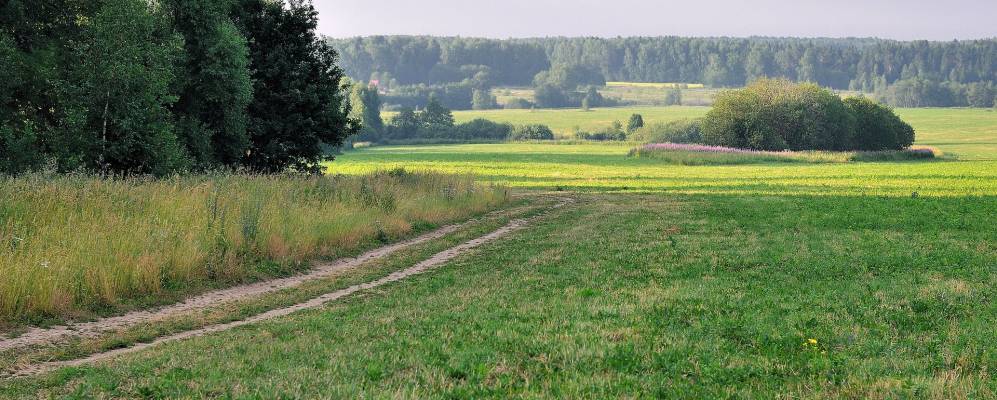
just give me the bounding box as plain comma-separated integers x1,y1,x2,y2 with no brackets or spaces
0,205,529,353
6,197,571,378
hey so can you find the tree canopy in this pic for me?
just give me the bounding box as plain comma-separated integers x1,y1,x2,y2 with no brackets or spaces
701,79,914,151
1,0,358,176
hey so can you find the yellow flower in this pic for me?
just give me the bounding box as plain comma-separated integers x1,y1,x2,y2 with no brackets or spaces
807,338,818,345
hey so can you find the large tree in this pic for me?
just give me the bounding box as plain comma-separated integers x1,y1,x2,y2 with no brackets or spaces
168,0,253,169
235,0,358,173
350,82,384,141
62,0,186,175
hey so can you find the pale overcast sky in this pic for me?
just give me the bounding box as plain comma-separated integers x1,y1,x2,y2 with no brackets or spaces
313,0,997,40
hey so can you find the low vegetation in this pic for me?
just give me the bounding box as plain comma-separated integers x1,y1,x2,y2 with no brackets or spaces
629,143,939,165
0,172,508,325
7,174,996,397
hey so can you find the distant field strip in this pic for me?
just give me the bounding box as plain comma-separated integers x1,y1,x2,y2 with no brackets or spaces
446,106,997,160
606,82,705,89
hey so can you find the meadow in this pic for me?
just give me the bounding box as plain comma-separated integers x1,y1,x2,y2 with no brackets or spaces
0,172,508,326
6,148,996,397
3,105,997,397
448,106,997,160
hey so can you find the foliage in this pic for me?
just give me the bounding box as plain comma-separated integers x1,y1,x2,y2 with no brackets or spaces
575,121,627,141
383,82,473,110
235,0,359,174
533,64,606,91
61,0,186,175
0,0,358,176
509,124,555,141
471,89,498,110
449,106,996,160
350,82,384,142
632,118,703,144
504,98,535,110
168,0,253,170
701,79,914,151
874,78,997,108
664,88,683,106
843,96,915,151
626,114,644,133
453,119,514,140
332,36,996,91
534,84,572,108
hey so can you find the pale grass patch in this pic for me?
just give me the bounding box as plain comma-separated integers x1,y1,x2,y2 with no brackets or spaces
0,172,508,323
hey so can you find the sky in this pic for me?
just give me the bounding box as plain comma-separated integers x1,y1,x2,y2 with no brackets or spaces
313,0,997,41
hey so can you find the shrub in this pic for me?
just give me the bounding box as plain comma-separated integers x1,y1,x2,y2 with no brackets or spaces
453,119,514,140
701,78,911,151
633,118,703,144
504,98,535,109
575,121,626,141
626,114,645,133
510,124,555,140
534,84,571,108
843,96,915,151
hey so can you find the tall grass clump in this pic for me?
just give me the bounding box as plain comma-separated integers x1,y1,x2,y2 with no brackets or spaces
0,171,508,324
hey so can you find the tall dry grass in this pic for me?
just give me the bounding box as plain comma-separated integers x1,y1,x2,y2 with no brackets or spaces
0,170,509,323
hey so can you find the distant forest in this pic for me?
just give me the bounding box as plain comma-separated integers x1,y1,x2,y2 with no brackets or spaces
330,36,997,108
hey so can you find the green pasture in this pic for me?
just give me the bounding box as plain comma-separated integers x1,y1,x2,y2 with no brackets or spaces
445,106,997,160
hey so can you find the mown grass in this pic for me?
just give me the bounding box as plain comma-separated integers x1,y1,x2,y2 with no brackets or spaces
4,193,995,398
445,106,997,160
0,172,509,326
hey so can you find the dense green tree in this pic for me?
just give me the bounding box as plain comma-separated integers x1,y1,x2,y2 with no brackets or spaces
510,124,555,141
627,114,644,134
844,96,915,151
387,107,419,139
534,84,571,108
533,64,605,91
582,86,605,109
0,0,103,174
61,0,186,175
234,0,359,173
966,82,996,108
702,79,910,151
350,82,384,141
419,97,455,131
168,0,253,169
471,89,498,110
797,48,818,83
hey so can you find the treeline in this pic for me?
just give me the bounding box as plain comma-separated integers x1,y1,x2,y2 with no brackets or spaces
348,91,554,144
332,36,996,89
1,0,357,176
331,36,997,108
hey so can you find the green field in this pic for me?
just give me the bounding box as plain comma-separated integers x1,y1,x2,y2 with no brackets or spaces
449,106,997,160
4,107,997,397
